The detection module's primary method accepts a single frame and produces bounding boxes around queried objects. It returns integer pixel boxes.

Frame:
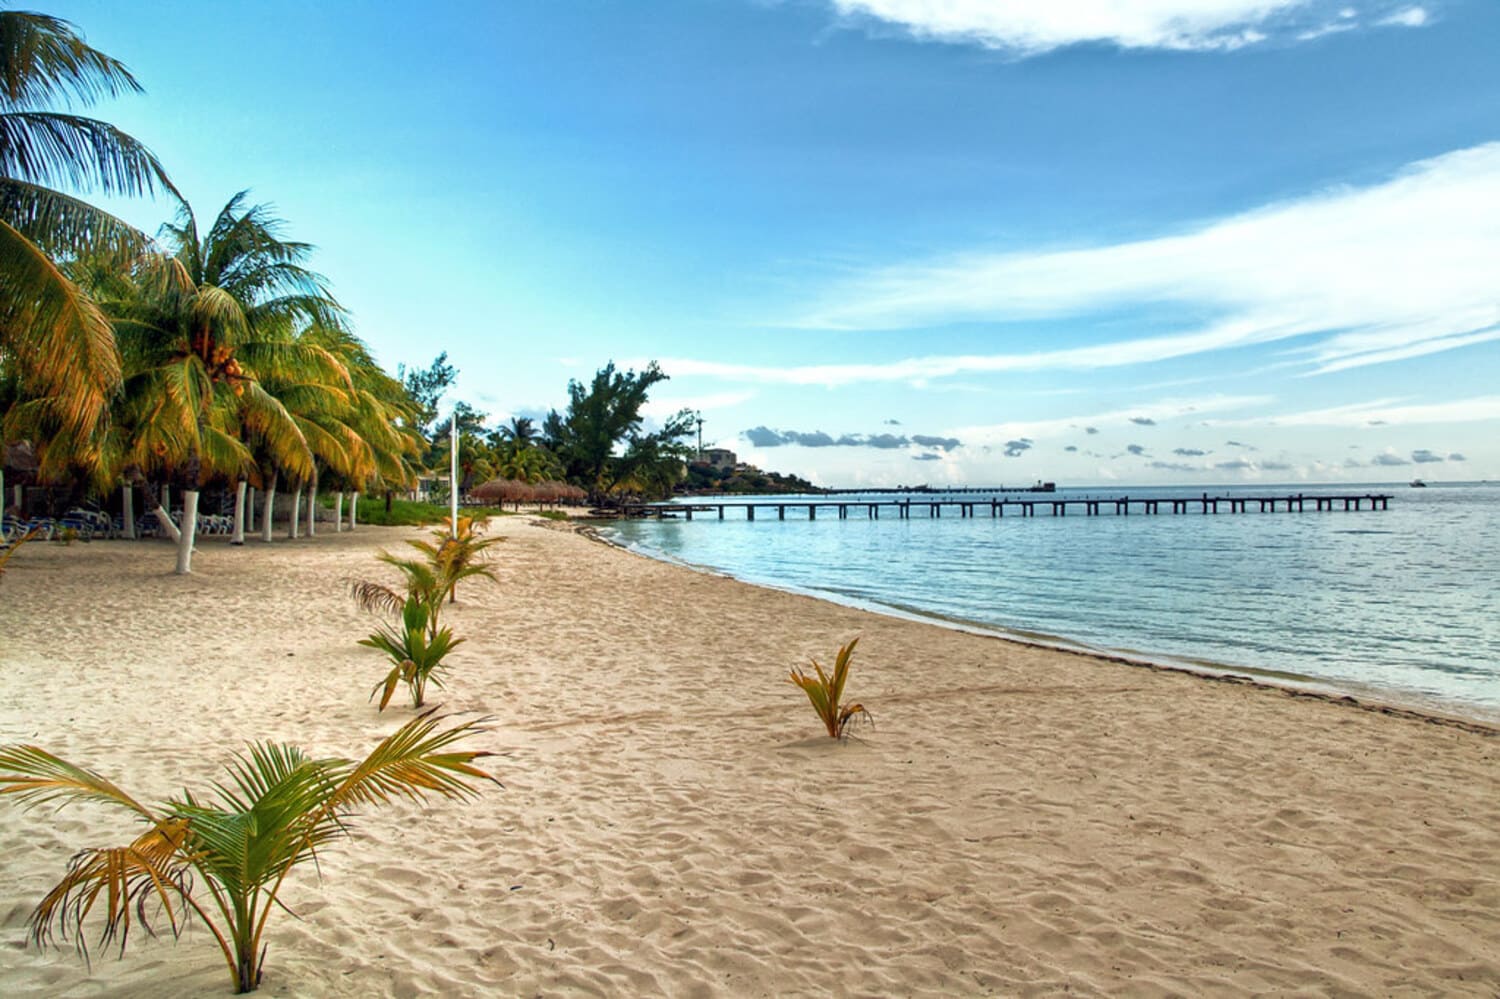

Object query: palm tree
[291,322,424,532]
[0,712,495,994]
[494,416,536,450]
[0,11,174,461]
[101,194,349,570]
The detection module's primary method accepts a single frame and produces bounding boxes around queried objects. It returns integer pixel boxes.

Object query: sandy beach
[0,517,1496,997]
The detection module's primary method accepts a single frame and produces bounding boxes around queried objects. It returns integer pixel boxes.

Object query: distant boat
[1410,479,1427,488]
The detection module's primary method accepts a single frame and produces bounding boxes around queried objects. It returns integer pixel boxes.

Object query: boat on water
[1411,479,1427,488]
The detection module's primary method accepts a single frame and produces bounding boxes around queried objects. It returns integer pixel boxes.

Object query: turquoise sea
[602,482,1500,723]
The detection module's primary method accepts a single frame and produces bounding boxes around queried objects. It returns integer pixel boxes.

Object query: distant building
[696,447,737,471]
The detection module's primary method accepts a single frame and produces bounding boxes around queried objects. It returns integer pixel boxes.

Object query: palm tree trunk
[149,481,182,544]
[121,482,135,539]
[307,471,318,537]
[333,491,344,532]
[261,473,277,543]
[175,490,199,574]
[288,487,301,540]
[231,480,248,545]
[351,491,359,529]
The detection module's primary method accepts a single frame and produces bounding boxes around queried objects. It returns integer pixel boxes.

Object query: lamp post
[449,410,458,539]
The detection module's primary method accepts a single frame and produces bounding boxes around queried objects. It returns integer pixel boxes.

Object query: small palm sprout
[413,515,502,604]
[349,518,496,710]
[788,638,873,741]
[0,712,495,994]
[359,596,463,710]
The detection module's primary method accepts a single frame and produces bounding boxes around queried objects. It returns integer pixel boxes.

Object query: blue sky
[45,0,1500,486]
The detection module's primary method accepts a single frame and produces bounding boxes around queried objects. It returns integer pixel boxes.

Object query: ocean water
[602,482,1500,722]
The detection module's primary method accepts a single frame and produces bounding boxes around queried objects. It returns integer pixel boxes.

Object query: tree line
[0,11,695,571]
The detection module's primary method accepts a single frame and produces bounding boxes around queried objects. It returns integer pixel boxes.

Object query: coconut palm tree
[100,195,349,570]
[0,11,174,460]
[289,322,424,532]
[0,712,495,994]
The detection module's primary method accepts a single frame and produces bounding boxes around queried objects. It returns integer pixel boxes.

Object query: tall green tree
[0,11,173,458]
[544,361,694,504]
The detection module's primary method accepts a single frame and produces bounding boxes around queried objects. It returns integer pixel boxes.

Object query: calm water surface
[603,483,1500,722]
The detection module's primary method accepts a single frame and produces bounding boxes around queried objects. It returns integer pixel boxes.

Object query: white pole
[351,491,359,529]
[450,411,459,538]
[334,490,344,532]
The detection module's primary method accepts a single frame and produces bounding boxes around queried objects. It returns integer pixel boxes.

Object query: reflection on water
[604,483,1500,719]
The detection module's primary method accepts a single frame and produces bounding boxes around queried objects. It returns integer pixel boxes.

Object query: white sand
[0,519,1496,996]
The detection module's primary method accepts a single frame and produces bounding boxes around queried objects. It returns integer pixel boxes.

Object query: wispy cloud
[1229,395,1500,427]
[828,1,1433,55]
[1378,6,1429,27]
[778,143,1500,379]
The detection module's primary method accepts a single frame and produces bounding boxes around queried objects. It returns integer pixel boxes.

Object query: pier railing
[618,493,1393,521]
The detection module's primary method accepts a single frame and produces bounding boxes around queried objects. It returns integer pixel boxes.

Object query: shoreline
[591,522,1500,735]
[1,521,1497,996]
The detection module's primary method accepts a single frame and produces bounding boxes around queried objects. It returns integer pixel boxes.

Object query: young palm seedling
[788,638,873,741]
[408,515,502,604]
[0,712,494,994]
[359,595,464,710]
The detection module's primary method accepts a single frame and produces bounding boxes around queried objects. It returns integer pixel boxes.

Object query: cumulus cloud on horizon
[827,0,1434,55]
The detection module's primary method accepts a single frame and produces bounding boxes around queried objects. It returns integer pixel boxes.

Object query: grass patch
[350,499,514,527]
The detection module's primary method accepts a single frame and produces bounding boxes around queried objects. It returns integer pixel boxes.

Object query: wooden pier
[620,493,1393,522]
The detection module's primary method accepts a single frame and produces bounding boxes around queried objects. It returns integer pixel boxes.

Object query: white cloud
[788,142,1500,378]
[1378,6,1429,27]
[1223,395,1500,427]
[828,1,1433,54]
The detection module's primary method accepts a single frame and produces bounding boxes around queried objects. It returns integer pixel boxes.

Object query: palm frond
[348,578,406,617]
[0,111,170,197]
[0,215,118,438]
[29,819,195,957]
[330,711,496,811]
[0,176,150,259]
[0,744,156,819]
[0,11,144,111]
